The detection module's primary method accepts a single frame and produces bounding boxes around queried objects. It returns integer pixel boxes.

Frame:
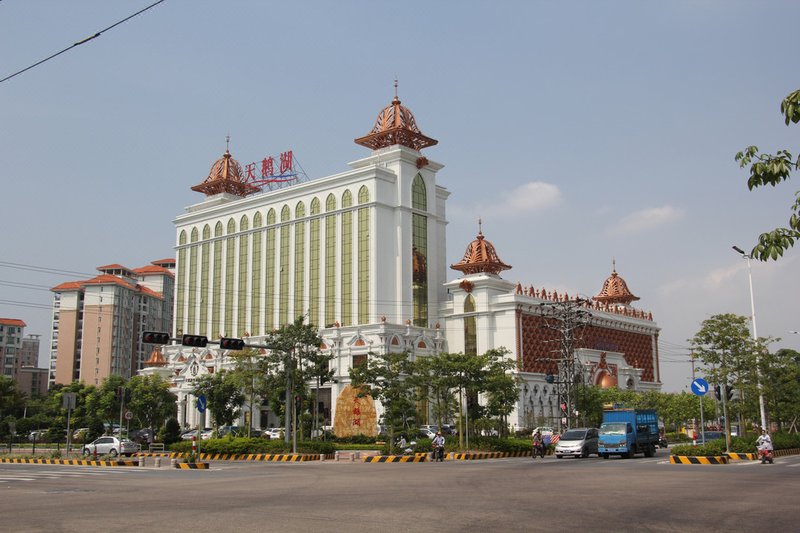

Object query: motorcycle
[531,442,546,459]
[432,444,445,462]
[757,444,774,464]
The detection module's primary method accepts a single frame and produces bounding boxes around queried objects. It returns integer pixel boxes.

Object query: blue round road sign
[197,394,207,413]
[691,378,709,396]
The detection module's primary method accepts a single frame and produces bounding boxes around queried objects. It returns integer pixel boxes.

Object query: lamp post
[732,246,768,432]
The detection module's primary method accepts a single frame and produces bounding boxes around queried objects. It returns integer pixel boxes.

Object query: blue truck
[598,408,659,459]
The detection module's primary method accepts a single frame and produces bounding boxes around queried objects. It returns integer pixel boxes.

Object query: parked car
[200,429,214,440]
[181,428,211,440]
[72,428,90,440]
[129,428,154,446]
[82,436,139,457]
[418,426,437,439]
[555,427,599,458]
[28,430,47,442]
[263,428,284,439]
[441,424,458,436]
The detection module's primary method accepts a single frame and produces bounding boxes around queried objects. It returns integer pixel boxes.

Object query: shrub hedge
[168,437,335,455]
[671,432,800,456]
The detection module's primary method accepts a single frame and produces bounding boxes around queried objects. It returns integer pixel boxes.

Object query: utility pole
[539,297,592,432]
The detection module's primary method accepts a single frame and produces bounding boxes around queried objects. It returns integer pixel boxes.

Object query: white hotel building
[142,93,661,432]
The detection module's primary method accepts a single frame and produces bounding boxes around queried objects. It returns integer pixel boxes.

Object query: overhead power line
[0,0,167,84]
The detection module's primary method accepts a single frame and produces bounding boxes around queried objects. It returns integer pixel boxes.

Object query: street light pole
[732,246,768,431]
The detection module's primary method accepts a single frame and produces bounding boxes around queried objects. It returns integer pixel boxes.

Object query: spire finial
[478,218,483,235]
[225,134,230,153]
[394,77,398,98]
[612,258,616,273]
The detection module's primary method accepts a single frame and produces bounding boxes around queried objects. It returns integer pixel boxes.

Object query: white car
[82,436,139,457]
[264,428,284,439]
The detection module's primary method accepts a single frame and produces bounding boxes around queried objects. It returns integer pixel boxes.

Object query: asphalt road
[1,453,798,532]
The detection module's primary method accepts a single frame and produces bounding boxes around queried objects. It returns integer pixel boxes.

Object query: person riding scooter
[432,431,445,462]
[756,429,774,464]
[531,430,545,459]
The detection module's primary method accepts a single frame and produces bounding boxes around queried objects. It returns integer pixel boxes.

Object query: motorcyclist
[532,430,544,458]
[756,429,773,451]
[432,431,445,462]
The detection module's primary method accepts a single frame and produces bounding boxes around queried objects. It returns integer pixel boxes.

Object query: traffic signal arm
[142,331,171,344]
[219,337,246,350]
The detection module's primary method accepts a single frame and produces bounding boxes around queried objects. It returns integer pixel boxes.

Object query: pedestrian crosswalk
[0,464,149,485]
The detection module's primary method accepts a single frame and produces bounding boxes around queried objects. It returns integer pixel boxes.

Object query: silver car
[82,436,139,457]
[555,428,599,458]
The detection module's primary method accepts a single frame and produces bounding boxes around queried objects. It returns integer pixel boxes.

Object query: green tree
[411,355,457,431]
[127,374,177,432]
[481,349,519,437]
[735,89,800,260]
[229,348,267,437]
[689,314,765,448]
[84,375,128,434]
[0,376,26,421]
[259,316,323,442]
[761,348,800,431]
[192,371,245,432]
[350,351,415,454]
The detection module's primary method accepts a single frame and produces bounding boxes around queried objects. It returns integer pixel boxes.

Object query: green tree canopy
[735,88,800,260]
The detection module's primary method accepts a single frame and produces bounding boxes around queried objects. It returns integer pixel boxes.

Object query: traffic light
[182,334,208,347]
[545,374,555,384]
[726,385,734,401]
[142,331,170,344]
[714,385,721,401]
[219,337,246,350]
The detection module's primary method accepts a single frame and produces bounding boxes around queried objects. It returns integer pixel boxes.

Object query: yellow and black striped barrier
[451,451,529,460]
[0,457,139,467]
[152,452,322,462]
[726,452,756,461]
[363,454,427,463]
[175,462,210,469]
[670,455,728,465]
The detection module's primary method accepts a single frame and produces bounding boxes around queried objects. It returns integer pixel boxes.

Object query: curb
[670,455,728,465]
[452,451,530,460]
[0,457,139,467]
[363,454,427,463]
[175,462,210,469]
[726,452,756,461]
[142,452,323,462]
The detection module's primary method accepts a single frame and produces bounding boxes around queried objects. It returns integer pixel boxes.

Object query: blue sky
[2,1,798,392]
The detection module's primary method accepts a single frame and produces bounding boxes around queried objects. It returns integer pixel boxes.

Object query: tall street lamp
[732,246,768,431]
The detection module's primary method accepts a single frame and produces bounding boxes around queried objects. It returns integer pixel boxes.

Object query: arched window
[325,194,337,325]
[357,185,370,323]
[464,294,477,356]
[265,209,276,331]
[176,230,187,334]
[225,218,236,336]
[412,175,428,326]
[188,228,199,334]
[251,215,262,334]
[341,192,352,325]
[200,225,211,335]
[238,216,249,336]
[212,222,223,339]
[294,203,306,320]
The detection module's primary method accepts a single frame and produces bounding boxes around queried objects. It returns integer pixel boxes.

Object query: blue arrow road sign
[196,394,207,413]
[691,378,709,396]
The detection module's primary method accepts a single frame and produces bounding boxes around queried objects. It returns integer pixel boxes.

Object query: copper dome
[355,95,438,152]
[451,230,511,276]
[593,268,639,305]
[191,149,261,198]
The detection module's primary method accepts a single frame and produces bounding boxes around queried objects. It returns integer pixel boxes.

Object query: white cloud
[703,263,745,289]
[609,205,684,235]
[449,181,561,221]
